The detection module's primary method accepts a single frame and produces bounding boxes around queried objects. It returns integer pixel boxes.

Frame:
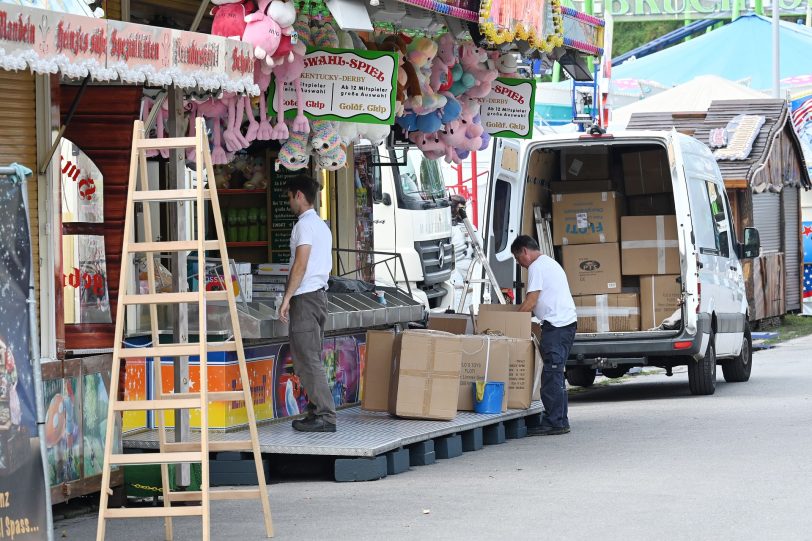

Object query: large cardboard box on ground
[552,191,623,246]
[621,215,680,275]
[362,330,397,412]
[562,243,622,296]
[622,149,672,196]
[389,330,462,421]
[560,147,610,181]
[457,335,511,412]
[428,313,475,335]
[640,275,682,329]
[574,293,640,333]
[476,304,532,338]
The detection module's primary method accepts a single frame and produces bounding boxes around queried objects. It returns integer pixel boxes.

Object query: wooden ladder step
[137,137,198,150]
[159,391,245,402]
[129,240,220,253]
[133,189,210,202]
[166,488,261,503]
[121,291,228,305]
[104,506,204,519]
[165,440,254,453]
[113,398,202,411]
[118,342,238,358]
[109,452,203,465]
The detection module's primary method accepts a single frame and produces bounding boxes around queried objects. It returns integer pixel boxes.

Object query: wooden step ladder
[96,118,274,540]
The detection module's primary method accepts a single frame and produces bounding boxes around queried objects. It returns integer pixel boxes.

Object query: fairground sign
[573,0,807,20]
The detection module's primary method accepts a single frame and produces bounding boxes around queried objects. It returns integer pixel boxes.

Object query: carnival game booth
[4,0,604,502]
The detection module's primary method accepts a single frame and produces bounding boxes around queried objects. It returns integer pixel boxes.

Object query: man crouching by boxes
[511,235,577,436]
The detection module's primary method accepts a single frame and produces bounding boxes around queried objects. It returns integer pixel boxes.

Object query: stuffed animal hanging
[196,98,230,165]
[276,122,311,170]
[243,0,283,66]
[211,0,256,39]
[268,14,309,139]
[267,0,298,65]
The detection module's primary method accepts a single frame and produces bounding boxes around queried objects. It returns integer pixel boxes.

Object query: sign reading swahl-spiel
[269,48,398,125]
[480,78,536,139]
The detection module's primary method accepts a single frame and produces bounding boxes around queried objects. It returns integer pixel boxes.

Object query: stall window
[492,179,511,253]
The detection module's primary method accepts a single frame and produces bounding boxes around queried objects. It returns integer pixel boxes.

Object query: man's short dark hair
[511,235,540,254]
[286,175,319,205]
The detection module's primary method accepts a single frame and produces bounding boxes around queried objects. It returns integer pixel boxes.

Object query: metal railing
[332,248,413,298]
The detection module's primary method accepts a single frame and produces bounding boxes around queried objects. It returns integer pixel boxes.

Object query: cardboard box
[552,191,623,246]
[428,313,475,335]
[627,194,675,216]
[476,304,532,339]
[362,330,397,412]
[560,147,610,181]
[574,293,640,333]
[622,149,672,196]
[457,335,510,412]
[562,243,622,296]
[621,215,680,275]
[640,275,682,329]
[507,338,538,409]
[389,330,462,421]
[550,180,615,194]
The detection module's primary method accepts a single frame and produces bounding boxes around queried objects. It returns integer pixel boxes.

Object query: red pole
[471,151,479,228]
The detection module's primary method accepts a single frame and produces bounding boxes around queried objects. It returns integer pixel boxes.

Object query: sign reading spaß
[480,78,537,139]
[268,48,398,125]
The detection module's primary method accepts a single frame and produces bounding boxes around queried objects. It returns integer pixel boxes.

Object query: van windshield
[391,148,449,210]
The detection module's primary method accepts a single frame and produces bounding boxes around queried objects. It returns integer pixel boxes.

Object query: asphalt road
[59,335,812,541]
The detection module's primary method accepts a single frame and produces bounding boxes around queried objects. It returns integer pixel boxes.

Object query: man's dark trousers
[289,289,335,424]
[540,321,577,429]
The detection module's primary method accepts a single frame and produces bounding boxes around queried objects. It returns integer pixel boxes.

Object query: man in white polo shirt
[512,235,577,436]
[279,175,335,432]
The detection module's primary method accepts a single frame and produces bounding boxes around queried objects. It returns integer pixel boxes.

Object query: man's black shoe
[292,416,336,433]
[527,425,570,436]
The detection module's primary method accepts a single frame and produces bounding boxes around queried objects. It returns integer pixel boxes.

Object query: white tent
[609,75,768,130]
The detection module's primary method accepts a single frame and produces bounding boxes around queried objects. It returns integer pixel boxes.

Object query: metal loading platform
[124,402,544,482]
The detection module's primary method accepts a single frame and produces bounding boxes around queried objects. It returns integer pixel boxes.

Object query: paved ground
[59,336,812,541]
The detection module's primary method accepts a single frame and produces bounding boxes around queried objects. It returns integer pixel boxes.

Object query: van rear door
[483,138,524,300]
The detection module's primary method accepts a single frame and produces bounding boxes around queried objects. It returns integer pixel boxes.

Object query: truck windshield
[391,148,449,210]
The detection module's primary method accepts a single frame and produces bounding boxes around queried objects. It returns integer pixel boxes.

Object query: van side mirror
[742,227,760,259]
[381,193,392,206]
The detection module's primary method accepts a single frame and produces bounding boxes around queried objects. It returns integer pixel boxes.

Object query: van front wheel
[566,367,596,388]
[722,324,752,383]
[688,332,717,395]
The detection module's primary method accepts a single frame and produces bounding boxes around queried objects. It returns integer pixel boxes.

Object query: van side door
[483,138,524,301]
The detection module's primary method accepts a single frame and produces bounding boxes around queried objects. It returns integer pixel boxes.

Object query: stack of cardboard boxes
[361,306,541,421]
[553,148,682,332]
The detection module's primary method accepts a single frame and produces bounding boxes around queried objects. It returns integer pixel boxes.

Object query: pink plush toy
[267,0,297,65]
[243,60,275,141]
[140,96,169,159]
[221,91,250,152]
[438,121,467,164]
[460,42,498,99]
[243,0,283,67]
[430,33,457,93]
[268,15,310,139]
[211,0,256,39]
[195,98,230,165]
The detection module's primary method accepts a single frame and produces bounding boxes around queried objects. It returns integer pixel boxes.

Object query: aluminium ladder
[96,118,274,540]
[456,208,506,313]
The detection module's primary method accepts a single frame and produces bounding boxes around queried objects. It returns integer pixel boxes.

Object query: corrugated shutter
[0,70,38,315]
[782,187,801,311]
[752,192,781,253]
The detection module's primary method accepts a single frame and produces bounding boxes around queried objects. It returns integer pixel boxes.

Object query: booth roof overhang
[0,1,259,95]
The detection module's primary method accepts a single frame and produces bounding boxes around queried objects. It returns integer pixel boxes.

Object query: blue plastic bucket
[472,381,505,414]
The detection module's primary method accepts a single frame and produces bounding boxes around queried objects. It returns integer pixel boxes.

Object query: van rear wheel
[601,367,628,379]
[722,323,752,383]
[566,367,596,387]
[688,332,717,395]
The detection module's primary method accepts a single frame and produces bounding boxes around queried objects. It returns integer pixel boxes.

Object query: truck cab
[355,143,454,311]
[484,131,760,395]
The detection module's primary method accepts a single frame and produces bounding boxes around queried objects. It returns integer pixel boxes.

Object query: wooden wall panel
[61,85,142,351]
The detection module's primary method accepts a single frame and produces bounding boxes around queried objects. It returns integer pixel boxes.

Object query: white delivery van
[484,130,761,395]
